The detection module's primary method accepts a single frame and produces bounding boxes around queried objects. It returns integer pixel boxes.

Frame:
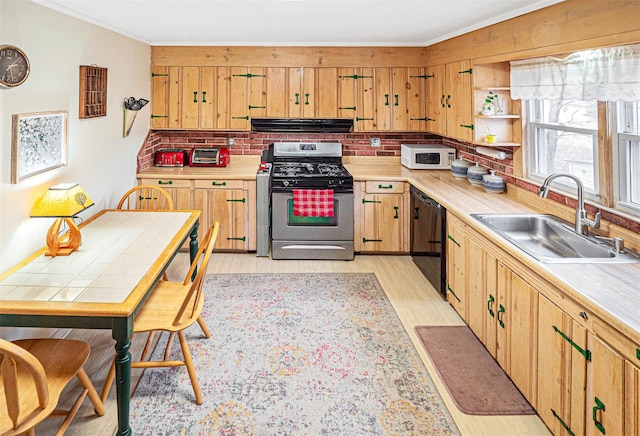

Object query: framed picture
[11,110,68,183]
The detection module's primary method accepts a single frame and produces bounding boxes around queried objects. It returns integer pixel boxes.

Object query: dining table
[0,209,201,436]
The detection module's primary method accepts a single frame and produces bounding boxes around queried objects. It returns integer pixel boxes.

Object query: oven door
[271,191,354,260]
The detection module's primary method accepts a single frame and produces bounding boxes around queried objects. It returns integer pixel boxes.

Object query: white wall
[0,0,151,275]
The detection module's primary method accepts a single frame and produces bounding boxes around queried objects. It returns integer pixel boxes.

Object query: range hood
[251,118,354,133]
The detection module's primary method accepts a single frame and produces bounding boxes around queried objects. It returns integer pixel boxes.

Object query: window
[527,99,599,193]
[615,101,640,214]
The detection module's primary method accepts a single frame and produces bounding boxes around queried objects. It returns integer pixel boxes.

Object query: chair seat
[134,281,204,333]
[0,338,101,436]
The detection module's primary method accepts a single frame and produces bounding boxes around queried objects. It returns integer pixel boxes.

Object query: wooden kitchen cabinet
[495,264,538,404]
[287,67,316,118]
[316,68,339,118]
[358,181,409,253]
[465,234,497,346]
[425,60,473,141]
[193,179,248,251]
[137,177,192,210]
[588,320,640,436]
[445,213,467,319]
[149,66,216,129]
[537,294,588,436]
[370,68,427,132]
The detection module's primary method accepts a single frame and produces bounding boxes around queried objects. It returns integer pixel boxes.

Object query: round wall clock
[0,45,30,88]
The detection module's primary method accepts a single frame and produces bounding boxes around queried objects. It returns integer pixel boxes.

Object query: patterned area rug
[129,273,460,435]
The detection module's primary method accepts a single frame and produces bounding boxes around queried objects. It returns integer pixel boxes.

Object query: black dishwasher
[410,186,447,297]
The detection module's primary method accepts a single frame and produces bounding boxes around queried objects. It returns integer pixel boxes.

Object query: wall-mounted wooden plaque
[79,65,107,119]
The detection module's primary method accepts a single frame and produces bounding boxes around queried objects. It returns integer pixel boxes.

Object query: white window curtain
[510,44,640,102]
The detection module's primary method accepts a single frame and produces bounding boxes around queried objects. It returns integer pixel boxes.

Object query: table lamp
[30,183,94,257]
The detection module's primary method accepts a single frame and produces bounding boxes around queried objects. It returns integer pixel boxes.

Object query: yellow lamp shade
[30,183,94,218]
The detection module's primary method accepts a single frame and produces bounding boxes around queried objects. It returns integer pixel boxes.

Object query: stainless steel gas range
[264,142,354,260]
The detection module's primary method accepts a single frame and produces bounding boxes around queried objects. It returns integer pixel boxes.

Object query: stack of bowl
[451,158,472,179]
[466,163,488,186]
[482,170,505,194]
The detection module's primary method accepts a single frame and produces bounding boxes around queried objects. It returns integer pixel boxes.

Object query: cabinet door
[391,67,409,131]
[588,335,626,436]
[374,68,392,131]
[496,265,538,403]
[426,64,446,135]
[361,193,404,253]
[151,66,170,129]
[356,67,375,131]
[626,361,640,436]
[446,60,474,141]
[537,295,588,436]
[287,67,315,118]
[248,67,267,119]
[406,67,428,131]
[200,67,215,129]
[445,214,466,318]
[337,68,358,120]
[265,67,286,118]
[180,66,200,129]
[466,236,497,345]
[229,67,250,130]
[215,67,231,129]
[316,68,339,118]
[194,187,247,251]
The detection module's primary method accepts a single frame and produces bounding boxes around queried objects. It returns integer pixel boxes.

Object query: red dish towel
[293,189,335,217]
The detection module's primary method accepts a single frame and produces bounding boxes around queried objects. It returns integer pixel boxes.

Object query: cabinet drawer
[595,319,640,368]
[365,181,404,194]
[139,178,191,188]
[194,179,244,189]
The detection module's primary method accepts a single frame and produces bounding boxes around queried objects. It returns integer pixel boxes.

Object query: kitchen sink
[471,213,640,263]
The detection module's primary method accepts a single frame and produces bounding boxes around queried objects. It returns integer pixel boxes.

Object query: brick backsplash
[137,130,639,233]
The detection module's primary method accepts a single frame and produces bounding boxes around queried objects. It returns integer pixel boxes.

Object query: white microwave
[401,144,456,169]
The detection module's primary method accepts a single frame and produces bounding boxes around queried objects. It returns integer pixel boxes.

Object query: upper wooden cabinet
[150,63,433,131]
[425,60,473,141]
[287,67,315,118]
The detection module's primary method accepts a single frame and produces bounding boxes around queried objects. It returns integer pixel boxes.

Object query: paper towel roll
[476,146,510,160]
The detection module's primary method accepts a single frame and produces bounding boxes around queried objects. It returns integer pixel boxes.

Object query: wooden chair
[117,185,174,210]
[0,338,105,436]
[101,222,219,405]
[117,184,211,349]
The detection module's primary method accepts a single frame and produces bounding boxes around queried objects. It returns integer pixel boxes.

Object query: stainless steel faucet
[538,173,600,235]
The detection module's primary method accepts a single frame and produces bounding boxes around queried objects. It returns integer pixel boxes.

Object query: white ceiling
[33,0,564,47]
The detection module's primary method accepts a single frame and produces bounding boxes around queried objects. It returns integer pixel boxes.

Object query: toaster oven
[154,149,187,167]
[189,147,230,167]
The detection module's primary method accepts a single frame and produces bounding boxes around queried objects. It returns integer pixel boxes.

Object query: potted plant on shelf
[486,127,497,143]
[481,91,502,116]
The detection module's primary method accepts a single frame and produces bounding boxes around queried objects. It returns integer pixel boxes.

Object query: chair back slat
[117,185,174,210]
[173,222,219,327]
[0,339,50,430]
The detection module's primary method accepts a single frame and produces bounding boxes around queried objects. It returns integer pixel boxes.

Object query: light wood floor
[34,253,551,435]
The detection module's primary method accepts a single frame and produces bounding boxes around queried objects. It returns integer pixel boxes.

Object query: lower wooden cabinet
[137,177,255,252]
[193,180,248,251]
[447,211,640,436]
[445,213,467,318]
[356,181,409,253]
[537,294,588,436]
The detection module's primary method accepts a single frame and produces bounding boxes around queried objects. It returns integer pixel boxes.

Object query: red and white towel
[293,189,335,217]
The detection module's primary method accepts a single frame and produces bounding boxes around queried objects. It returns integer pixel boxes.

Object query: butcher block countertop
[345,156,640,345]
[141,155,640,344]
[138,155,261,180]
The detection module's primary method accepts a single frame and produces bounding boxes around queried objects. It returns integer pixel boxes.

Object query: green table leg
[113,318,133,436]
[190,220,200,281]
